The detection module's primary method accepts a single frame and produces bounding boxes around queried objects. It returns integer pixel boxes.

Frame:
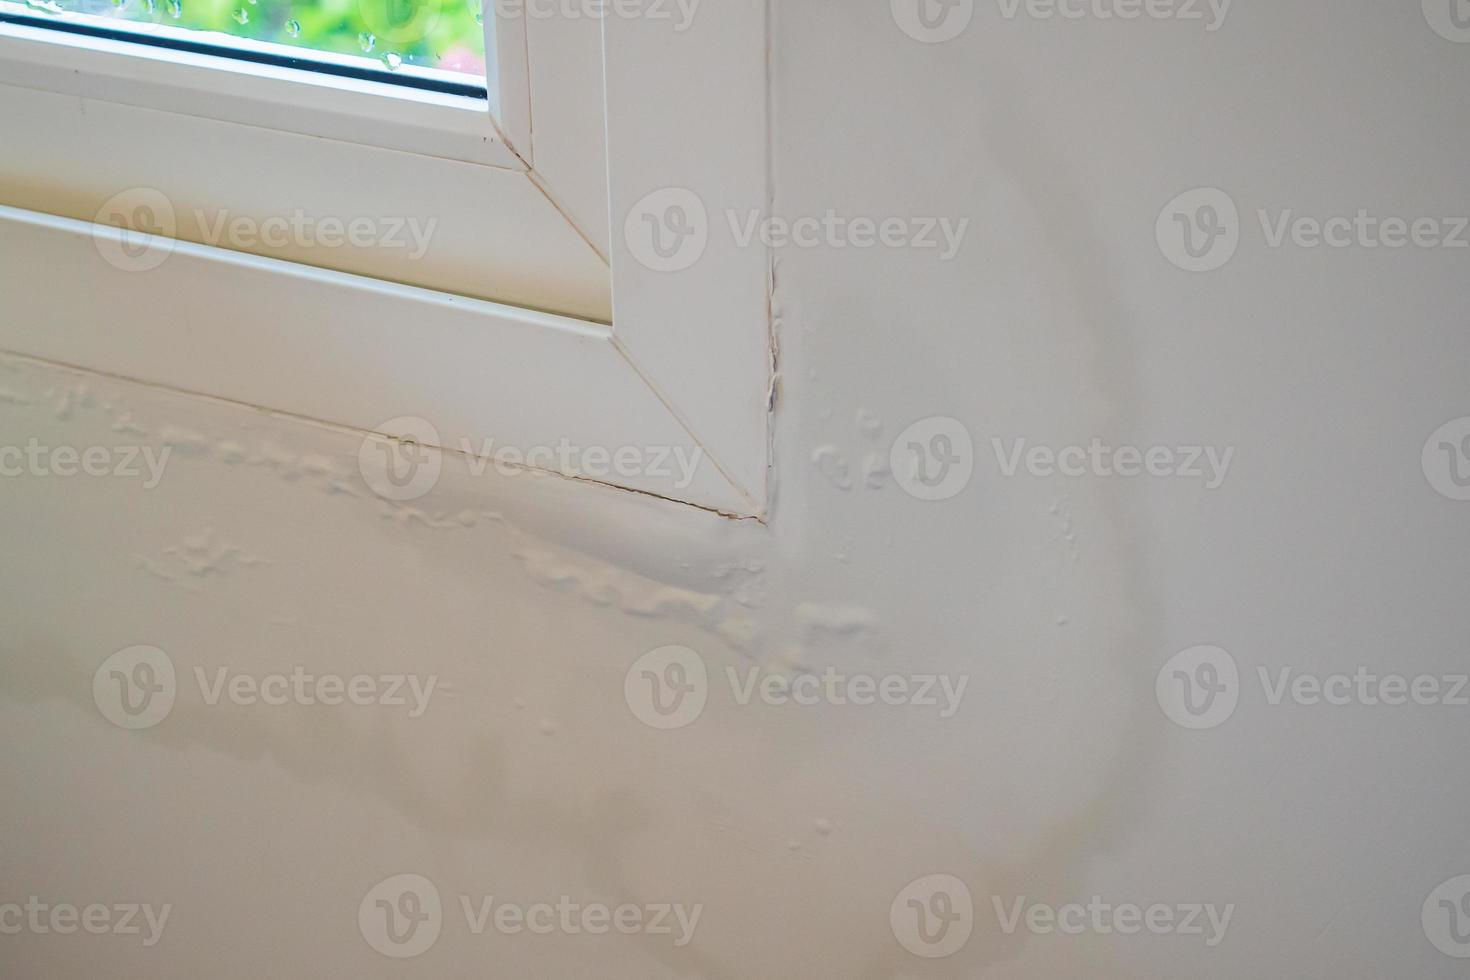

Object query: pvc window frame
[0,2,773,517]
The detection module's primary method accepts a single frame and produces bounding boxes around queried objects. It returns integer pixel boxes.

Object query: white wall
[3,1,1468,977]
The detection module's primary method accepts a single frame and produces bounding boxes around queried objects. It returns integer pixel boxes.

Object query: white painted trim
[0,205,755,515]
[0,3,774,516]
[0,79,613,320]
[487,4,533,163]
[0,10,615,319]
[604,2,773,508]
[520,10,610,257]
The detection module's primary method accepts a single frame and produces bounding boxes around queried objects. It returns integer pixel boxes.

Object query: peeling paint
[155,528,270,580]
[811,444,853,490]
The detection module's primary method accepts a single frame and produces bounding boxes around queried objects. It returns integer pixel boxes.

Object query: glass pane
[8,0,484,77]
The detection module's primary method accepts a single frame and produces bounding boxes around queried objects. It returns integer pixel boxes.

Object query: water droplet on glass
[382,52,402,70]
[285,17,300,36]
[166,0,181,17]
[142,0,155,12]
[358,32,375,53]
[25,0,65,13]
[231,6,247,23]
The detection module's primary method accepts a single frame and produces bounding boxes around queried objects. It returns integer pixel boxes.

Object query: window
[0,4,774,517]
[0,0,486,78]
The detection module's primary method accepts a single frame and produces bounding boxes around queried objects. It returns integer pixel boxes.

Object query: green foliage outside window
[18,0,485,74]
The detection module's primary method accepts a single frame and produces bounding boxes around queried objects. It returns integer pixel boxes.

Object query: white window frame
[0,11,518,166]
[0,2,773,518]
[0,1,615,319]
